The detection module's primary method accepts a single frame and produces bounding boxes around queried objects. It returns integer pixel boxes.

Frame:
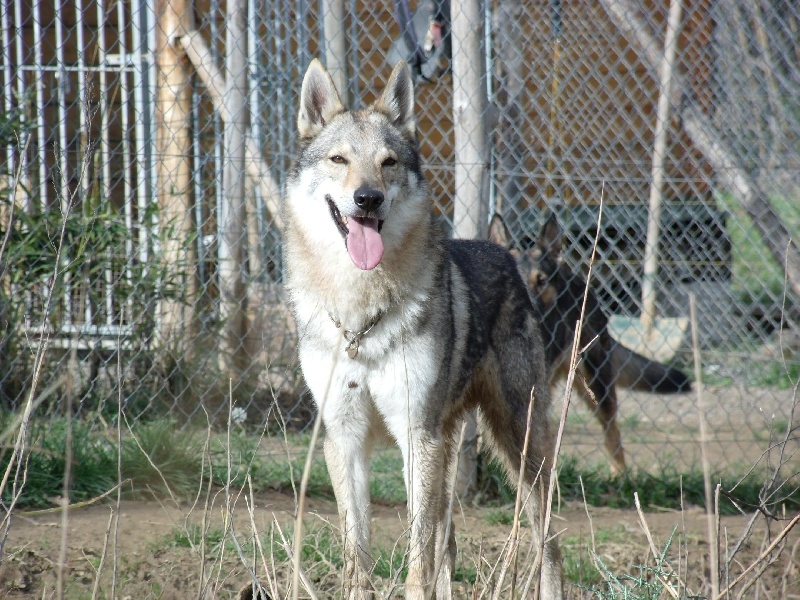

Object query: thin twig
[432,420,468,593]
[90,508,114,600]
[634,492,680,599]
[537,186,607,598]
[715,512,800,600]
[492,389,537,599]
[691,292,719,597]
[290,329,339,600]
[246,474,280,599]
[18,480,130,516]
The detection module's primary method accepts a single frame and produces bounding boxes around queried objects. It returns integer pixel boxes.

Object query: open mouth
[326,195,385,270]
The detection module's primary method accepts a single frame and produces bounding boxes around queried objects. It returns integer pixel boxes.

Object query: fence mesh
[1,0,799,479]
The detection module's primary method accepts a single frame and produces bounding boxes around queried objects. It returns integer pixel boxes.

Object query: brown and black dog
[490,212,691,474]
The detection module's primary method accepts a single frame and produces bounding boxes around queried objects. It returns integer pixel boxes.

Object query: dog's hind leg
[478,360,564,599]
[581,339,626,475]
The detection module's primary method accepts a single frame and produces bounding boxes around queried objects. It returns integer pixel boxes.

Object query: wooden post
[155,0,197,349]
[451,0,488,496]
[641,0,682,337]
[322,0,347,100]
[217,0,249,374]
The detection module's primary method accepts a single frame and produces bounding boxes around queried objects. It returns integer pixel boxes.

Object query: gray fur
[283,59,563,599]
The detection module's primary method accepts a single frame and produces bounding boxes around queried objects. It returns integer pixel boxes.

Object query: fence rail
[1,0,799,476]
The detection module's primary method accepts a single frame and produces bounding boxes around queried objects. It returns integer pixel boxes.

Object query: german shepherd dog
[490,213,691,475]
[283,60,563,598]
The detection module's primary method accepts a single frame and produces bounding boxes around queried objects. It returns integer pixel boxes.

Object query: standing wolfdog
[283,60,563,598]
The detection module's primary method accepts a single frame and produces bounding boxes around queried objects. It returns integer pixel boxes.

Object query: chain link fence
[1,0,799,477]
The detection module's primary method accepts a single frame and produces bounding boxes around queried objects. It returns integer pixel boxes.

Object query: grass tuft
[121,420,205,498]
[1,418,117,508]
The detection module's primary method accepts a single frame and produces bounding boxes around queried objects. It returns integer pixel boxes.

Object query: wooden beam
[181,30,283,232]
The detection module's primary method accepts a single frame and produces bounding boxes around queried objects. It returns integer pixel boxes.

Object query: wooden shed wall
[6,0,716,218]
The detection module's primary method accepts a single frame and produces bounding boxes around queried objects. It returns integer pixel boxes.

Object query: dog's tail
[611,339,692,393]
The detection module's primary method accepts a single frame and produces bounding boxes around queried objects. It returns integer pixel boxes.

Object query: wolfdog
[283,60,563,598]
[490,213,691,475]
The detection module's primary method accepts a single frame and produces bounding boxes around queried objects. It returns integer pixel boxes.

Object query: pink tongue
[346,217,384,270]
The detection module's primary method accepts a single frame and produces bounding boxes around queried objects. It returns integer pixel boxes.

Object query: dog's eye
[382,157,397,167]
[536,274,548,287]
[330,155,347,164]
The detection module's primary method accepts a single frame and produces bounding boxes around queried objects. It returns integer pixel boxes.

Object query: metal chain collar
[328,310,385,359]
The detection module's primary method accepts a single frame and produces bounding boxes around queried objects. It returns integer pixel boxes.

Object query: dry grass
[2,166,798,598]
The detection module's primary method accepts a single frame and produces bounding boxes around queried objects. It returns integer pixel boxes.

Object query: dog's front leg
[302,346,374,597]
[323,421,374,598]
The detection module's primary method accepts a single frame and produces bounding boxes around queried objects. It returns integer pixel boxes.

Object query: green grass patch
[168,523,227,550]
[476,453,797,515]
[579,528,684,599]
[370,449,407,503]
[122,420,205,498]
[372,547,408,580]
[484,507,529,527]
[0,417,118,508]
[750,360,800,389]
[561,524,630,585]
[557,457,784,514]
[562,547,603,587]
[4,417,797,515]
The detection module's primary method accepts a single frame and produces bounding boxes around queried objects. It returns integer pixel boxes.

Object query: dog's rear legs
[324,434,374,598]
[479,387,564,599]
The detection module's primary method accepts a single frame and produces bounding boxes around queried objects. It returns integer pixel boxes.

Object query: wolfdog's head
[285,60,428,272]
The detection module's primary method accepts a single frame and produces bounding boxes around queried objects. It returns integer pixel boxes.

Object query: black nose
[354,188,384,212]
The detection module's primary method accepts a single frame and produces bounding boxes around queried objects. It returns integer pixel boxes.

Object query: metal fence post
[219,0,250,375]
[451,0,488,497]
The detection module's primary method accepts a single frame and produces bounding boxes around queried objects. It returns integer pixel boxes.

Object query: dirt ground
[2,488,798,599]
[1,383,797,598]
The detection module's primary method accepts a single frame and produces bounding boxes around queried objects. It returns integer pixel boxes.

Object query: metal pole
[322,0,347,100]
[33,0,47,208]
[218,0,249,373]
[451,0,487,240]
[118,0,135,330]
[450,0,488,497]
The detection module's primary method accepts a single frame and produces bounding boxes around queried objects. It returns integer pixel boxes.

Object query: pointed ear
[297,59,344,139]
[488,213,512,249]
[375,61,416,138]
[537,212,563,257]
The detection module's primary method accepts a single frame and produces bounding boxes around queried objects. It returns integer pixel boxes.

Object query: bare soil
[2,489,798,599]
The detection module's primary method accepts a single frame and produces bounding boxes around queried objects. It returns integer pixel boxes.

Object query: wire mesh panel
[1,0,798,478]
